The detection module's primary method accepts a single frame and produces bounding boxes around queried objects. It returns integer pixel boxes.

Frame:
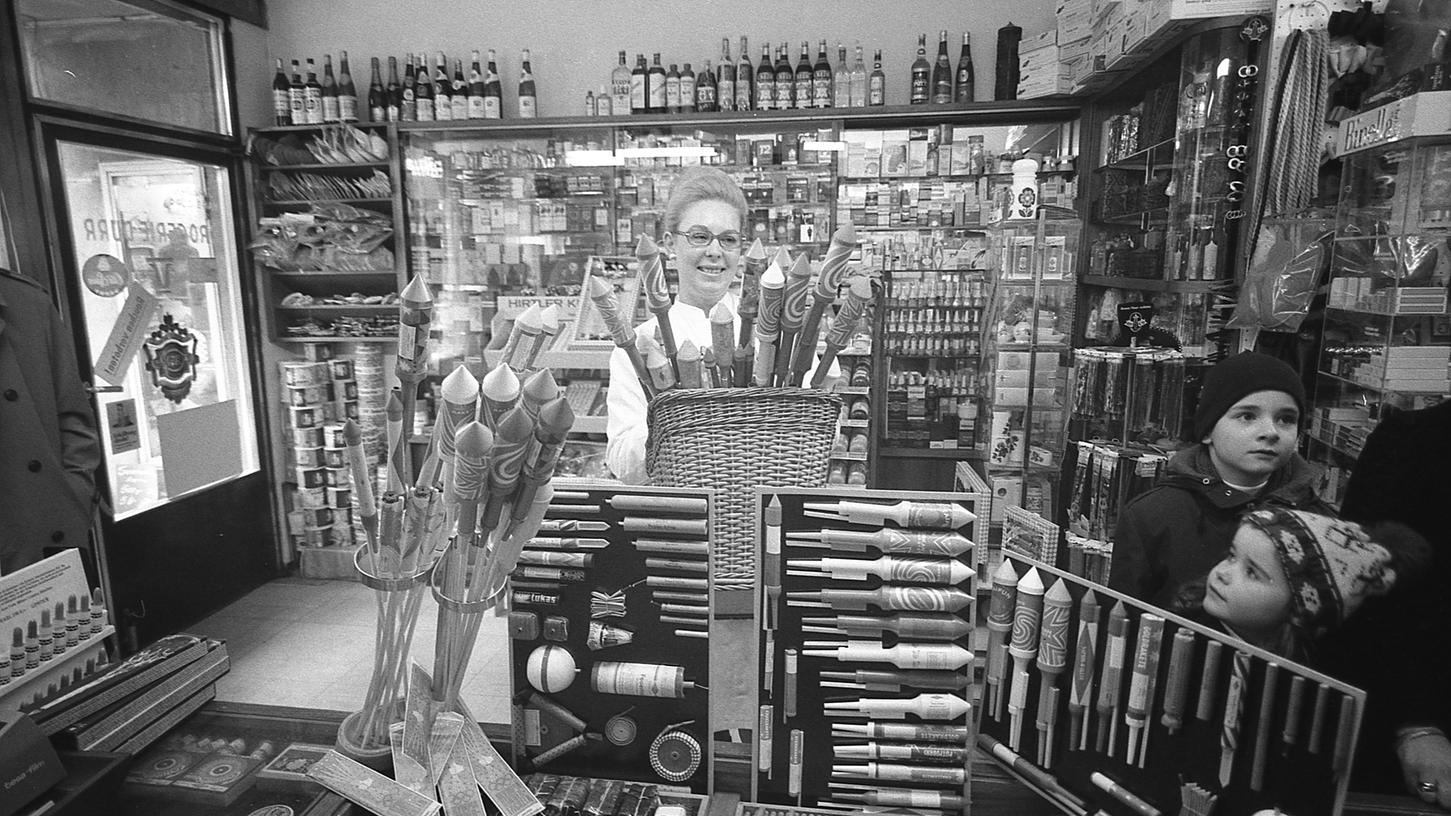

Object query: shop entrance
[42,130,278,651]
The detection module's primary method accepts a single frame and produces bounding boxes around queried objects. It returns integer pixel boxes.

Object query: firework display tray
[508,484,715,792]
[752,487,986,815]
[977,553,1367,816]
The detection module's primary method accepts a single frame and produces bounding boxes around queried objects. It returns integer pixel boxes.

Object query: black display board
[507,485,714,792]
[751,487,985,814]
[977,553,1366,816]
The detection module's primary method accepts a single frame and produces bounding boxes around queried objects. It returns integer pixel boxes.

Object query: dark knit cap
[1191,352,1306,441]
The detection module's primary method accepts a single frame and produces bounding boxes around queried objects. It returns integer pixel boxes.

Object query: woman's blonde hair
[662,166,747,235]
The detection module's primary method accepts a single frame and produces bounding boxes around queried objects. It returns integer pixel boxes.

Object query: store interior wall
[257,0,1056,123]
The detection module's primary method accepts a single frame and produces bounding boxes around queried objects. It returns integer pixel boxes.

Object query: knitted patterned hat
[1191,352,1306,441]
[1240,507,1396,632]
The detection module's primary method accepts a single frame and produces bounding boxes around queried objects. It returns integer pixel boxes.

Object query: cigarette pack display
[754,487,983,814]
[508,485,714,792]
[977,553,1366,816]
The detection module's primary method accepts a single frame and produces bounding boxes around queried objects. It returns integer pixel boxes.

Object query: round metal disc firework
[649,730,701,782]
[605,714,638,746]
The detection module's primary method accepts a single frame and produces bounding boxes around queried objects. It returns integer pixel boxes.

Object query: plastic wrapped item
[1228,220,1333,333]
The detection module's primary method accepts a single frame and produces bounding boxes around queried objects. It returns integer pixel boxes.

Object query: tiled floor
[187,577,513,724]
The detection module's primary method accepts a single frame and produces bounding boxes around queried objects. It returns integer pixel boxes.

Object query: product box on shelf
[507,485,714,793]
[977,553,1365,816]
[752,487,986,815]
[1058,0,1095,44]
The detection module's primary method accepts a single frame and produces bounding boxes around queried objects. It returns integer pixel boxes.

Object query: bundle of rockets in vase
[592,223,874,396]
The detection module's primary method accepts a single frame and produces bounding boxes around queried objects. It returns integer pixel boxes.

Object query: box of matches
[255,742,332,789]
[125,747,204,787]
[165,752,264,806]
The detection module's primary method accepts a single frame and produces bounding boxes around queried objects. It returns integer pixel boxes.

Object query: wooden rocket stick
[1006,566,1044,751]
[343,419,378,552]
[752,263,786,387]
[789,224,858,386]
[519,369,559,420]
[637,235,677,373]
[588,276,654,398]
[396,273,434,437]
[480,363,521,432]
[386,389,408,494]
[811,275,873,388]
[676,339,702,389]
[1035,578,1073,766]
[502,304,543,373]
[774,253,813,386]
[710,302,736,388]
[738,238,768,346]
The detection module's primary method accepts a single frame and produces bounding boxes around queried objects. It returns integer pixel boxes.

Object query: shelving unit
[1305,123,1451,509]
[247,122,405,344]
[1078,23,1263,359]
[980,205,1079,530]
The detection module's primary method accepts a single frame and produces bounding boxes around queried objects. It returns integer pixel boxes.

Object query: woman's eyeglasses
[682,227,744,251]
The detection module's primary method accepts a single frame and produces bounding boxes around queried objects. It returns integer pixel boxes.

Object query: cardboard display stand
[751,486,985,815]
[508,485,714,792]
[978,553,1366,816]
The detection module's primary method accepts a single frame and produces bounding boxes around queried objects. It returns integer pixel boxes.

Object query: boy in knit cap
[1202,507,1426,662]
[1109,351,1334,610]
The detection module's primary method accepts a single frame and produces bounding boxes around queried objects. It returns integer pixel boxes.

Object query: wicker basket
[646,387,842,590]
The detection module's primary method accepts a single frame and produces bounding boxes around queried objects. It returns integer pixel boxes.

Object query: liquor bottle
[813,40,833,108]
[483,50,503,118]
[955,34,975,103]
[368,57,386,122]
[596,86,613,116]
[630,53,647,113]
[696,61,716,112]
[433,51,451,121]
[849,44,867,107]
[303,58,323,124]
[584,89,595,116]
[756,43,775,111]
[451,58,468,120]
[717,39,735,112]
[679,63,696,113]
[910,34,930,105]
[468,51,486,118]
[611,51,632,116]
[736,36,753,111]
[338,51,358,121]
[648,53,667,113]
[794,42,813,110]
[386,56,401,121]
[775,45,795,110]
[414,53,435,121]
[869,49,886,106]
[400,53,416,121]
[271,59,290,125]
[664,63,681,113]
[833,43,850,109]
[287,59,304,124]
[931,31,953,104]
[321,54,339,122]
[518,49,537,118]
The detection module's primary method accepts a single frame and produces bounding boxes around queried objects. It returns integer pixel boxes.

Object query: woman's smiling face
[667,199,742,311]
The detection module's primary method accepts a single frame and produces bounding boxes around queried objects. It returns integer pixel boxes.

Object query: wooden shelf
[1081,275,1222,293]
[482,348,614,369]
[879,447,983,460]
[260,161,390,171]
[264,197,392,206]
[276,336,397,344]
[277,304,396,312]
[269,269,397,278]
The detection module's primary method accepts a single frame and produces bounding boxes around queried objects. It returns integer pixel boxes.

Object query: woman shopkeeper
[605,166,836,483]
